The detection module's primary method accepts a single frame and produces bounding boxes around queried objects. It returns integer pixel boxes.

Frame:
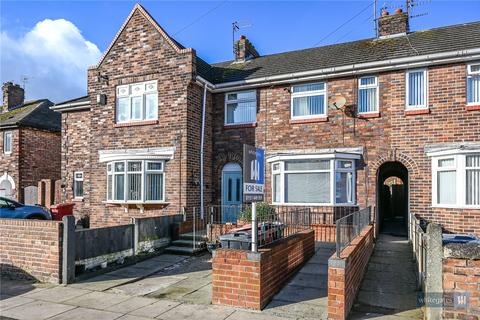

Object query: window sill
[289,117,328,124]
[271,203,358,207]
[114,120,159,128]
[357,112,380,119]
[431,204,480,210]
[103,201,169,208]
[466,105,480,111]
[223,123,257,130]
[405,108,430,116]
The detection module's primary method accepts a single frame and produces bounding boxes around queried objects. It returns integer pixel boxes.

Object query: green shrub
[239,202,276,222]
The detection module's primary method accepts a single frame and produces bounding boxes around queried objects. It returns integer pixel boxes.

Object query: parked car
[0,197,52,220]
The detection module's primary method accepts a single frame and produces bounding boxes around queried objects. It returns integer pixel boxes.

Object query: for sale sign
[243,144,265,202]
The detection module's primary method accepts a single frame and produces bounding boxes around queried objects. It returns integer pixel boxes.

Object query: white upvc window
[106,160,165,203]
[291,82,327,119]
[116,80,158,123]
[271,158,355,206]
[406,69,428,109]
[467,63,480,105]
[224,90,257,125]
[431,153,480,208]
[73,171,84,199]
[358,76,379,114]
[3,131,12,154]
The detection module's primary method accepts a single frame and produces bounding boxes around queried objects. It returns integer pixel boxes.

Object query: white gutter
[198,48,480,92]
[51,100,90,112]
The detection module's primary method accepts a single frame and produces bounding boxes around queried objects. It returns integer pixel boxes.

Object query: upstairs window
[116,81,158,123]
[467,63,480,105]
[3,131,12,154]
[73,172,84,199]
[358,76,379,114]
[406,69,428,109]
[106,160,164,203]
[225,90,257,125]
[291,82,327,119]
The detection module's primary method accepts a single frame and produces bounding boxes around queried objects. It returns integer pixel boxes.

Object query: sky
[1,0,479,103]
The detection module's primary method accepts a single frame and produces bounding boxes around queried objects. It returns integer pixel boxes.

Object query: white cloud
[1,19,101,103]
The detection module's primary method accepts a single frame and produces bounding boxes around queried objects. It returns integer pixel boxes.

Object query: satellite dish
[329,95,346,110]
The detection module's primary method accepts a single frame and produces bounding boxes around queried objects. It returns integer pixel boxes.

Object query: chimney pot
[395,8,403,14]
[240,35,246,40]
[381,10,389,16]
[2,82,25,113]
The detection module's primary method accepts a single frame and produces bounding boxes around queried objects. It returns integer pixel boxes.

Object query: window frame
[106,159,165,204]
[3,131,12,154]
[115,80,158,124]
[224,90,257,126]
[358,76,379,114]
[271,158,356,206]
[466,62,480,106]
[405,69,428,110]
[431,153,480,209]
[290,82,328,120]
[73,171,84,199]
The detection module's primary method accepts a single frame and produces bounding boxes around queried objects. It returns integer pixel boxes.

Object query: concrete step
[179,234,208,242]
[171,239,206,248]
[164,245,206,256]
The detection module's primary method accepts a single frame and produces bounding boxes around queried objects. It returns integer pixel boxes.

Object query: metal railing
[410,214,427,290]
[335,207,371,257]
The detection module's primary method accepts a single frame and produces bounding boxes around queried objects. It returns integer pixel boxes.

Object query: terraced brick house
[54,4,480,234]
[0,82,61,202]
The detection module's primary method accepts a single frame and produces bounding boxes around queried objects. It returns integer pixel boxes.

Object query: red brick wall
[0,218,63,284]
[212,229,315,310]
[328,225,375,319]
[312,224,336,242]
[0,129,20,199]
[442,258,480,319]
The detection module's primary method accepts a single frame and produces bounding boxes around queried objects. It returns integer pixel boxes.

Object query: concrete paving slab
[1,280,52,297]
[47,307,122,320]
[149,254,188,264]
[148,276,212,300]
[308,253,332,264]
[109,275,186,296]
[226,310,289,320]
[106,266,157,279]
[63,291,131,310]
[70,274,135,291]
[105,296,158,314]
[288,272,328,289]
[128,300,180,318]
[349,311,422,320]
[0,295,35,310]
[130,260,174,271]
[117,315,155,320]
[273,285,327,306]
[265,299,328,320]
[298,263,328,275]
[179,284,212,305]
[158,303,235,320]
[1,300,76,320]
[22,286,90,302]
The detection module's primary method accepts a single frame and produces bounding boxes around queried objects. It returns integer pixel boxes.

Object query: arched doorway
[377,162,409,237]
[0,173,15,199]
[221,163,242,222]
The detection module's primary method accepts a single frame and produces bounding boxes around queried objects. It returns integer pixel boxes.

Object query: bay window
[358,76,379,113]
[467,63,480,105]
[106,160,164,203]
[406,69,427,109]
[116,80,158,123]
[431,153,480,207]
[224,90,257,125]
[291,82,327,119]
[271,158,355,205]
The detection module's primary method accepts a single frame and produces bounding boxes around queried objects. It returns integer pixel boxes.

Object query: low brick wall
[442,243,480,319]
[212,229,315,310]
[311,224,336,242]
[0,218,63,284]
[327,225,375,320]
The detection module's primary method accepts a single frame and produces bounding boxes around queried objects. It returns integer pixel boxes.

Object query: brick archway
[370,148,418,178]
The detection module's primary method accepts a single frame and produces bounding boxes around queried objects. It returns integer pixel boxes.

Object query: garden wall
[327,225,375,320]
[212,229,315,310]
[0,218,63,284]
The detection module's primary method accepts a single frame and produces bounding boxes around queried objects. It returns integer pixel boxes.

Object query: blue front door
[222,171,242,223]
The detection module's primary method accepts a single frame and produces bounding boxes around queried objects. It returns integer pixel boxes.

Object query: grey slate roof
[197,21,480,84]
[0,100,60,132]
[55,95,90,106]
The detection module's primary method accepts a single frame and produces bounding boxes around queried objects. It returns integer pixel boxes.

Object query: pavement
[0,239,423,320]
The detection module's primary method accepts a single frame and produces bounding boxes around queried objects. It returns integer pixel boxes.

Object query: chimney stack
[378,8,409,38]
[234,35,259,62]
[2,82,25,113]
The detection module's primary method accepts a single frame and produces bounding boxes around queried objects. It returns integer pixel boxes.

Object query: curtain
[285,172,330,203]
[467,76,480,104]
[116,97,129,122]
[467,155,480,205]
[292,95,324,117]
[408,71,425,107]
[273,174,280,203]
[146,173,163,201]
[437,171,456,204]
[336,172,353,203]
[114,175,125,200]
[359,87,377,113]
[145,93,158,120]
[226,101,256,124]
